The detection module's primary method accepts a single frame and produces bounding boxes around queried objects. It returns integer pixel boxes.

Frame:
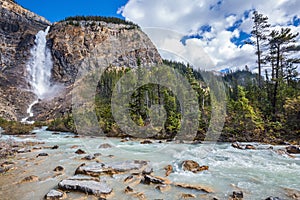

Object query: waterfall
[21,26,53,123]
[27,26,53,99]
[21,100,39,124]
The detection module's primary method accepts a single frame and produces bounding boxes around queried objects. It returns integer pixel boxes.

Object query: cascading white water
[21,99,39,124]
[21,26,53,123]
[27,26,53,99]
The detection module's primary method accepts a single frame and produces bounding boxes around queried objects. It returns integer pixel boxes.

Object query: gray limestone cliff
[0,0,162,121]
[0,0,50,120]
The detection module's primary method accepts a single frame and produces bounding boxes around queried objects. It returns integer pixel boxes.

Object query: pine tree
[268,28,299,117]
[251,11,270,87]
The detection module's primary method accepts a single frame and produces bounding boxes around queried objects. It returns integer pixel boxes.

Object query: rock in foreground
[174,183,214,193]
[58,177,112,196]
[182,160,209,173]
[45,189,66,200]
[141,175,171,185]
[75,160,148,176]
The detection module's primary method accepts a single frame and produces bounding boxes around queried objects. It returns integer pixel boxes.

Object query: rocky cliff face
[33,21,162,121]
[0,0,51,120]
[48,21,161,85]
[0,0,162,121]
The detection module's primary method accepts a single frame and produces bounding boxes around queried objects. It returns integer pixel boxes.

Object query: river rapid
[0,127,299,200]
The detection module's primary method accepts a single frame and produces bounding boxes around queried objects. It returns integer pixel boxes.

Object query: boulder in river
[141,175,170,185]
[82,154,96,160]
[230,191,243,199]
[232,143,257,150]
[142,166,153,175]
[232,142,243,149]
[51,145,59,149]
[286,145,300,154]
[140,140,152,144]
[20,175,39,183]
[58,176,112,197]
[45,189,66,200]
[98,143,113,149]
[75,160,148,176]
[164,165,173,176]
[75,149,86,154]
[37,153,49,157]
[155,184,171,192]
[174,183,214,193]
[53,166,64,172]
[274,149,294,158]
[124,186,134,193]
[182,160,209,173]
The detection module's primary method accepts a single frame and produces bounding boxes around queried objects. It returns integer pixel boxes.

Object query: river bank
[0,127,300,199]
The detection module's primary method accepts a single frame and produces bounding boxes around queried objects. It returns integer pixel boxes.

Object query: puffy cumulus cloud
[119,0,300,71]
[143,28,214,70]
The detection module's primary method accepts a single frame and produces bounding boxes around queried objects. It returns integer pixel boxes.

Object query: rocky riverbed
[0,127,300,200]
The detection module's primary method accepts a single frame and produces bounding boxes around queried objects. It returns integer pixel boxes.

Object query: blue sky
[16,0,128,22]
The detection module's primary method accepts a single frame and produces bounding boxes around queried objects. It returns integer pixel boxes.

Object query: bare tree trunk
[256,28,262,88]
[272,45,280,119]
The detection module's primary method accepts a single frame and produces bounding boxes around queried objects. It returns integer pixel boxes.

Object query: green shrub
[47,114,76,133]
[0,118,34,135]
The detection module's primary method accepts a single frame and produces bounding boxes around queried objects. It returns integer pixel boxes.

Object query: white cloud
[120,0,300,71]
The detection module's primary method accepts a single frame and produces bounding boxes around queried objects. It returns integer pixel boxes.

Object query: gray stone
[45,189,65,200]
[75,160,148,176]
[83,155,95,160]
[67,174,100,181]
[141,175,165,185]
[58,179,112,196]
[142,166,153,175]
